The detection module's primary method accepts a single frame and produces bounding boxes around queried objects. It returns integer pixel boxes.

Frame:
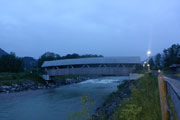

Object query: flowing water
[0,76,129,120]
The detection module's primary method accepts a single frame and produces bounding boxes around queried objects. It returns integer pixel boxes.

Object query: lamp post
[146,50,151,72]
[147,50,151,57]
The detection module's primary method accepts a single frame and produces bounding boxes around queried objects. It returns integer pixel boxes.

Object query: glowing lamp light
[147,51,152,56]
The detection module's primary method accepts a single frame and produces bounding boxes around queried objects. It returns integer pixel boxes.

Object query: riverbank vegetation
[0,72,45,86]
[103,82,127,107]
[0,53,24,73]
[176,73,180,77]
[111,73,161,120]
[92,74,161,120]
[68,95,95,120]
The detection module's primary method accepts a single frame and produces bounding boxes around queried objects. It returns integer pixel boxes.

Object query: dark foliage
[0,52,24,72]
[163,44,180,68]
[38,52,103,68]
[22,57,37,71]
[37,52,61,68]
[149,44,180,70]
[0,48,8,57]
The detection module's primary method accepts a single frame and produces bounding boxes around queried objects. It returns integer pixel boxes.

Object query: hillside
[22,57,37,71]
[0,48,8,57]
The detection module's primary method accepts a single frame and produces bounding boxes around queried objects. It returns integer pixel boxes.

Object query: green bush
[116,104,142,120]
[68,95,95,120]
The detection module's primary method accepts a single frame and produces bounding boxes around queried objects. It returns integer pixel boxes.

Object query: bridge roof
[41,57,141,68]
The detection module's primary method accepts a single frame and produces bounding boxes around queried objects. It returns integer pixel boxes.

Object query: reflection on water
[0,76,129,120]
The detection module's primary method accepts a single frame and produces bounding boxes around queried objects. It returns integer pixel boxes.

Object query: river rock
[1,86,11,89]
[10,87,16,92]
[92,81,132,120]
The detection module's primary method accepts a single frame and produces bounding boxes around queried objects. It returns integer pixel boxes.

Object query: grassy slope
[176,73,180,77]
[0,72,45,86]
[111,74,161,120]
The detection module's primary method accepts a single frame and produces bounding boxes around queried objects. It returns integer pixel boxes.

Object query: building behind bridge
[42,57,141,80]
[169,64,180,73]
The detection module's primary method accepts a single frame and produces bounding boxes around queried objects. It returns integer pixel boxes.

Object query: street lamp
[146,50,151,72]
[147,50,151,57]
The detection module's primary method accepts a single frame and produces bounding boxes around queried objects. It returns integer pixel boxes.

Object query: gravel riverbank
[0,77,89,94]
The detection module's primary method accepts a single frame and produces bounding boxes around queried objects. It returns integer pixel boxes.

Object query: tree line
[37,52,103,68]
[149,44,180,70]
[1,44,179,73]
[0,52,24,72]
[0,52,103,73]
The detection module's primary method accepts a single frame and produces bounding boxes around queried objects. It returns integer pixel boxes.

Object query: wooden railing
[158,75,180,120]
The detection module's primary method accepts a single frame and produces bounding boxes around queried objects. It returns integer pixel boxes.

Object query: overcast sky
[0,0,180,60]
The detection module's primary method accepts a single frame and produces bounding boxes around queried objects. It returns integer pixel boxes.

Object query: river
[0,76,129,120]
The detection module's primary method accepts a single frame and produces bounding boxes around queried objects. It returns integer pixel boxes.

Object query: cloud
[0,0,180,59]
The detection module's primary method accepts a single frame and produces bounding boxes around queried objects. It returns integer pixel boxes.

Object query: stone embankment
[0,82,56,94]
[0,77,88,94]
[92,80,133,120]
[92,74,143,120]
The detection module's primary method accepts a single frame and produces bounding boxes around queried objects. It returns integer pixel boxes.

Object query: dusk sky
[0,0,180,60]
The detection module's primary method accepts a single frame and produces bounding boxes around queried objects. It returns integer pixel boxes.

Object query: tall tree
[37,52,61,67]
[62,53,80,59]
[155,53,162,69]
[149,58,155,70]
[0,52,24,72]
[38,52,103,68]
[163,44,180,68]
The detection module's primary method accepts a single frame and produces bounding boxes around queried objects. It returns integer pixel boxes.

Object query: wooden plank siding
[46,67,135,76]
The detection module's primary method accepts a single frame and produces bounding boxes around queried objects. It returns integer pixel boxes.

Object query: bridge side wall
[46,67,135,76]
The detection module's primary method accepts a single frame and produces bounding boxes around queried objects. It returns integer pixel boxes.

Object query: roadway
[164,75,180,97]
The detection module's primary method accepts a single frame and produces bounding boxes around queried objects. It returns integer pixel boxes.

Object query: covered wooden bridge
[42,57,141,77]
